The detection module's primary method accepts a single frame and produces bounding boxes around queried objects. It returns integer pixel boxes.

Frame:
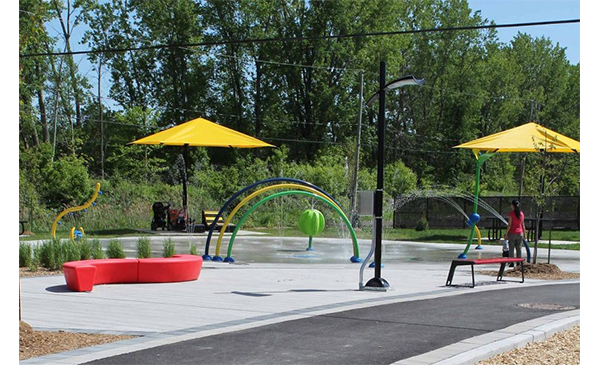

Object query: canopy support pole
[181,144,189,211]
[459,152,494,259]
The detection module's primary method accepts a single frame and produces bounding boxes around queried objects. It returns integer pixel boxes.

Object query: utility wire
[20,19,580,58]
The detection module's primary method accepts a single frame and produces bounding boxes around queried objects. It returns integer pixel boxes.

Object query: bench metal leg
[520,261,525,283]
[497,263,507,281]
[446,262,458,286]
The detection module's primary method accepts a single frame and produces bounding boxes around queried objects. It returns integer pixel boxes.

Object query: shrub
[106,239,126,258]
[137,237,152,258]
[90,238,105,259]
[162,238,175,258]
[29,244,41,272]
[19,242,32,268]
[62,240,81,263]
[79,238,92,260]
[415,216,429,231]
[189,242,197,255]
[38,237,63,270]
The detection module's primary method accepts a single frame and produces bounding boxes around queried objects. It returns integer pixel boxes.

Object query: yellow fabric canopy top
[453,122,580,154]
[131,117,275,148]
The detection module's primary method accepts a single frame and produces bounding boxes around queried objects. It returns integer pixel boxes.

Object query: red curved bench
[63,255,203,292]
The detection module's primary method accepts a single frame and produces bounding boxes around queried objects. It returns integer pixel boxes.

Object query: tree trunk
[52,0,83,127]
[36,61,49,143]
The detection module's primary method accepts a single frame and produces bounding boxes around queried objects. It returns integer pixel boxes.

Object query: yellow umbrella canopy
[130,117,274,214]
[452,122,579,259]
[453,122,580,154]
[131,117,275,148]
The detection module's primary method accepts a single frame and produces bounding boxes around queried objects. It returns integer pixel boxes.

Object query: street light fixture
[363,61,424,291]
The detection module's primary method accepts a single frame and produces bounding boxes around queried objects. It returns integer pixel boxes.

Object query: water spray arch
[202,178,341,260]
[213,183,341,260]
[221,190,361,263]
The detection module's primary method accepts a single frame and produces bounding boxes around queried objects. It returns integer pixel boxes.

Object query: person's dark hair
[512,200,521,218]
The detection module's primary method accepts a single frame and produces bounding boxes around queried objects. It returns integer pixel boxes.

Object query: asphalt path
[85,283,579,365]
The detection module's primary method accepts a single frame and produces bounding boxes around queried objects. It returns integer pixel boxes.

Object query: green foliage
[18,0,580,236]
[79,239,92,260]
[19,243,32,268]
[136,237,152,258]
[36,236,80,270]
[385,160,418,199]
[106,239,126,259]
[37,238,61,270]
[19,143,92,210]
[90,239,105,259]
[415,216,429,232]
[29,246,40,272]
[162,238,175,258]
[189,242,197,256]
[62,240,81,263]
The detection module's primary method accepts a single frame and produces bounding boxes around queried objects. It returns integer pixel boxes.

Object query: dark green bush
[415,216,429,232]
[106,239,126,258]
[162,238,175,258]
[137,237,152,258]
[62,240,81,263]
[19,243,32,268]
[79,239,92,260]
[90,239,105,259]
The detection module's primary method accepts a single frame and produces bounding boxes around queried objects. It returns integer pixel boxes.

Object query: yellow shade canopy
[453,122,580,155]
[131,117,275,148]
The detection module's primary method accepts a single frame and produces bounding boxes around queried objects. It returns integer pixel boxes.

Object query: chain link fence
[393,195,580,234]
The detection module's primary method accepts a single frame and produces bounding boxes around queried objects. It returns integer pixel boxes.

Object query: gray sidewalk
[20,238,580,364]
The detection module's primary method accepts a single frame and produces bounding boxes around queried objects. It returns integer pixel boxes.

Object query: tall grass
[34,236,80,271]
[137,237,152,258]
[90,238,105,259]
[19,242,32,268]
[106,239,126,258]
[162,238,175,258]
[79,238,92,260]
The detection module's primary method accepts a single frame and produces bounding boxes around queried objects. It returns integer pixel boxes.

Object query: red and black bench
[446,257,525,288]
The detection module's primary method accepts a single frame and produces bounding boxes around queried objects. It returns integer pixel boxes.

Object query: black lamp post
[364,61,424,290]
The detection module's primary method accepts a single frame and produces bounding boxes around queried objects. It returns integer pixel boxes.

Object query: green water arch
[225,190,361,263]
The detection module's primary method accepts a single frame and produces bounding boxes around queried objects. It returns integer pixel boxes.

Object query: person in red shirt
[505,200,527,261]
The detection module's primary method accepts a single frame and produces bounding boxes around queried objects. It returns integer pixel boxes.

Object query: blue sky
[467,0,580,64]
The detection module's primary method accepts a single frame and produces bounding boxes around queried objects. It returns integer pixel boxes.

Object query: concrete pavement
[19,237,580,364]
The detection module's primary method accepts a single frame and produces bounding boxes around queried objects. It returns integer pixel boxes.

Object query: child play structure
[201,178,361,264]
[299,209,325,251]
[51,182,102,241]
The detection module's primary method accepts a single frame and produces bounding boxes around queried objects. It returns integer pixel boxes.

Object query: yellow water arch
[213,183,341,258]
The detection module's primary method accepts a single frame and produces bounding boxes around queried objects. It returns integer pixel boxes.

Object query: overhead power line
[20,19,579,58]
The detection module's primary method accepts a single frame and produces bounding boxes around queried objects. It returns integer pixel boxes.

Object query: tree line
[19,0,579,229]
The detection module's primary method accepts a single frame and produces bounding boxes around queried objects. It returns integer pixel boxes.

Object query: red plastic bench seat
[446,257,524,288]
[138,255,202,283]
[63,255,203,292]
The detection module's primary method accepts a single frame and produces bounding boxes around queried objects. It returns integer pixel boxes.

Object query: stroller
[151,202,170,231]
[167,206,190,231]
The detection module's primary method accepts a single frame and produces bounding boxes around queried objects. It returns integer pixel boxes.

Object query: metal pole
[365,61,389,289]
[182,144,189,210]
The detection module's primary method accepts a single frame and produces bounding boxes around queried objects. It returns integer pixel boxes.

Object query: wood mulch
[477,325,580,365]
[478,262,580,280]
[19,321,136,361]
